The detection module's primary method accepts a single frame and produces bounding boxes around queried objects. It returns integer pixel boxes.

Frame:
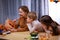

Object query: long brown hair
[40,15,59,35]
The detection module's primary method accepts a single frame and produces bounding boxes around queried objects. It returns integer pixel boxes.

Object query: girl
[40,15,60,35]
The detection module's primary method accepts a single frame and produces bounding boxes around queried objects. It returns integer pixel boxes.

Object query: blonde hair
[27,12,37,20]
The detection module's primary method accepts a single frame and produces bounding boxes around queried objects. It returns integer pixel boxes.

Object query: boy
[27,12,43,33]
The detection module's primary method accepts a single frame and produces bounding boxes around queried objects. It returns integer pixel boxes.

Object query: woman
[40,15,60,35]
[17,6,29,31]
[5,6,29,32]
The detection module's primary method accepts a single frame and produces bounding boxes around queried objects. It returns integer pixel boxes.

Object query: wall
[49,1,60,24]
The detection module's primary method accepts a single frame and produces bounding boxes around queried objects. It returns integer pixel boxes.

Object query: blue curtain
[0,0,19,24]
[0,0,48,24]
[20,0,49,19]
[31,0,49,19]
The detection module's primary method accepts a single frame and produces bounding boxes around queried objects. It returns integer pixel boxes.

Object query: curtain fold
[31,0,49,19]
[0,0,19,24]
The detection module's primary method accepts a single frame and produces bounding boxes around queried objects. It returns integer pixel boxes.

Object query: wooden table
[39,33,60,40]
[3,31,30,40]
[0,31,60,40]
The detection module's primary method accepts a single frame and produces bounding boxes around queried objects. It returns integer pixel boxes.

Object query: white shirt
[27,20,43,32]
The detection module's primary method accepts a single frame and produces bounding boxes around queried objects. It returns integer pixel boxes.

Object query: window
[49,0,60,24]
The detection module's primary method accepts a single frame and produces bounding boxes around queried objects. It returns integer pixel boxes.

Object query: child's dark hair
[40,15,59,35]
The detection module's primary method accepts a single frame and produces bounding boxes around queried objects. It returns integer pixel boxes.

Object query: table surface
[0,31,60,40]
[3,31,30,40]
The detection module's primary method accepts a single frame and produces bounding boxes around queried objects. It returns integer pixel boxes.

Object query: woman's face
[18,8,26,17]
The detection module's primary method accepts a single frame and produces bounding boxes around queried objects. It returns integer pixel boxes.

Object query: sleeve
[27,23,32,32]
[31,22,44,32]
[27,23,37,33]
[31,23,38,32]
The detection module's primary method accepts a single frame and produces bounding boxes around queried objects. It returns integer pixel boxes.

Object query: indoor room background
[0,0,60,25]
[0,0,48,24]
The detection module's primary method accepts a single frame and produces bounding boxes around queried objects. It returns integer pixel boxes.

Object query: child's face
[27,17,33,23]
[41,23,53,31]
[40,23,47,30]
